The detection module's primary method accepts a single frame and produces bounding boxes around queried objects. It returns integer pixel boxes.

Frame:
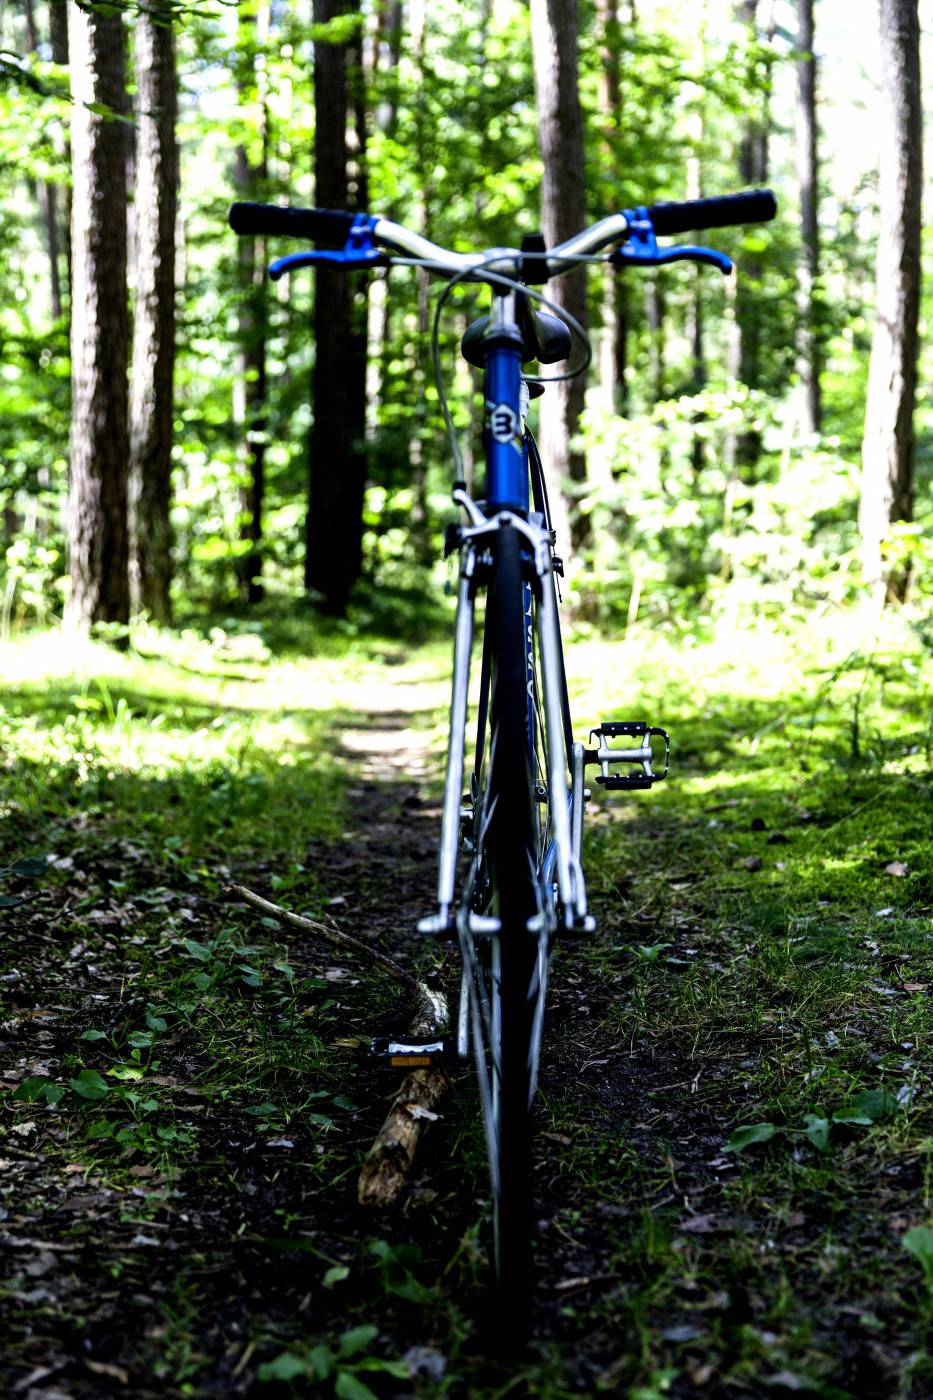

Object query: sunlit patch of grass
[2,604,932,1396]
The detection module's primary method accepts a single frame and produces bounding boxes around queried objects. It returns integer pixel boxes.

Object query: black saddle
[460,305,572,369]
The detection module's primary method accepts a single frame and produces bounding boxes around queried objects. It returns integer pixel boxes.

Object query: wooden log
[357,983,448,1208]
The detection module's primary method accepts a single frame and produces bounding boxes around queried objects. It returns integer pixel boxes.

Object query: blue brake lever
[612,207,733,276]
[268,213,388,281]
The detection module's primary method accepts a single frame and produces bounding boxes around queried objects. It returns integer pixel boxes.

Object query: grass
[0,600,931,1398]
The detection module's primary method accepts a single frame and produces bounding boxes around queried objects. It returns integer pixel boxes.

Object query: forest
[2,0,933,1397]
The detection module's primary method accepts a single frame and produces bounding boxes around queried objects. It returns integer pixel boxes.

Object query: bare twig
[226,883,421,993]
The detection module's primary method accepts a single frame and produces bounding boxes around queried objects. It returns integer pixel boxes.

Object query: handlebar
[228,188,777,282]
[645,188,776,236]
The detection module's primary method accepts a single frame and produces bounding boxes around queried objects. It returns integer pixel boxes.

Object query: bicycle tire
[480,522,539,1312]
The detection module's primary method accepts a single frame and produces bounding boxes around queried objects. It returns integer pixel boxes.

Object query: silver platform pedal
[371,1035,450,1068]
[585,720,670,791]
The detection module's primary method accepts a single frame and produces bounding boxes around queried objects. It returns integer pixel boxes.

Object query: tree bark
[232,0,270,606]
[347,17,371,560]
[66,1,130,632]
[531,0,590,557]
[795,0,821,434]
[730,0,770,394]
[129,0,178,623]
[305,0,365,614]
[725,0,772,478]
[23,0,63,322]
[50,0,71,313]
[859,0,922,603]
[595,0,628,414]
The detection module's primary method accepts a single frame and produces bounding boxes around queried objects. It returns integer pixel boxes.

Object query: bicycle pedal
[597,773,654,790]
[371,1035,449,1069]
[585,720,670,789]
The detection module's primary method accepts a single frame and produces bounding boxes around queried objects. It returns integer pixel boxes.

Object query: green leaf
[8,855,47,877]
[145,1011,168,1032]
[903,1225,933,1279]
[183,939,212,961]
[334,1374,379,1400]
[69,1069,110,1100]
[308,1345,333,1381]
[803,1113,830,1152]
[127,1030,154,1049]
[0,894,27,908]
[849,1089,898,1122]
[831,1110,873,1126]
[308,1112,334,1128]
[724,1122,776,1153]
[256,1352,308,1382]
[323,1264,350,1287]
[331,1096,358,1112]
[79,1029,108,1041]
[356,1359,412,1378]
[338,1325,379,1358]
[635,943,670,962]
[13,1075,61,1103]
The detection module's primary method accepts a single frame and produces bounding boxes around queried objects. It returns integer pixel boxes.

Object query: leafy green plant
[724,1122,777,1153]
[903,1226,933,1287]
[256,1326,410,1397]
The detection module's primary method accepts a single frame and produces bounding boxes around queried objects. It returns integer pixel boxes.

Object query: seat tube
[484,292,527,514]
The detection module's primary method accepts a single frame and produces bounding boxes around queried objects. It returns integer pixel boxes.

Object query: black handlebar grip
[646,188,777,237]
[229,202,356,246]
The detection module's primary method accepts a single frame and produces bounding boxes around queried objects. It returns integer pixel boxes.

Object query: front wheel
[467,523,542,1316]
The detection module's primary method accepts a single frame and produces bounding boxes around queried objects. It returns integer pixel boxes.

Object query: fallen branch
[227,883,420,993]
[357,982,449,1208]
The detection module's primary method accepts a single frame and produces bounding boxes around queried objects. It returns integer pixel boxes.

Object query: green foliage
[724,1122,777,1153]
[5,0,918,625]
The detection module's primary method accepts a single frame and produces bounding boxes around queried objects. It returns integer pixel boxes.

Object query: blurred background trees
[0,0,928,633]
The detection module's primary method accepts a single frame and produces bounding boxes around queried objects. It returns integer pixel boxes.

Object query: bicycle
[230,186,777,1319]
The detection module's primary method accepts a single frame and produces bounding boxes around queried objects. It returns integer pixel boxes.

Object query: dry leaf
[85,1360,130,1385]
[680,1213,720,1234]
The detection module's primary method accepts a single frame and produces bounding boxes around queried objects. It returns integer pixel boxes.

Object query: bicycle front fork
[417,489,592,945]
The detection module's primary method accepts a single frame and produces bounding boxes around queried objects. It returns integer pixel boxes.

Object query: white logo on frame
[489,403,518,443]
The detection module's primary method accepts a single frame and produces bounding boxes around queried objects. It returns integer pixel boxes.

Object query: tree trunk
[50,0,71,312]
[23,0,63,322]
[645,281,665,403]
[305,0,365,614]
[347,19,371,560]
[731,0,770,393]
[531,0,590,557]
[129,0,178,623]
[595,0,628,414]
[232,0,270,606]
[725,0,771,476]
[795,0,820,434]
[66,1,130,632]
[859,0,922,603]
[686,105,706,476]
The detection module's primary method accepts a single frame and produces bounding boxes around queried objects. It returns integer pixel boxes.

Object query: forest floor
[1,600,933,1400]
